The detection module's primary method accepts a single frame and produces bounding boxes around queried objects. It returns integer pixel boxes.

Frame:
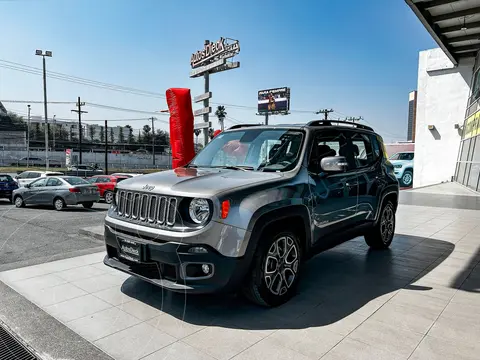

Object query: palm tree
[215,105,227,131]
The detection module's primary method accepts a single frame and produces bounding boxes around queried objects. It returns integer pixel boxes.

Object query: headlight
[189,198,210,224]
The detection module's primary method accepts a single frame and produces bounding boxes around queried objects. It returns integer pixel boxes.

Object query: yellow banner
[464,111,480,139]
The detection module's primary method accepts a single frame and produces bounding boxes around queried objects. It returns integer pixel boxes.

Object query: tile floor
[1,203,480,360]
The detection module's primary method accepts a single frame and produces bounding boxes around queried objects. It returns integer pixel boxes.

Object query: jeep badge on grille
[143,184,155,191]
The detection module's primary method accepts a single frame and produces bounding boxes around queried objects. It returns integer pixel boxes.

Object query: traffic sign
[194,107,212,117]
[194,121,211,130]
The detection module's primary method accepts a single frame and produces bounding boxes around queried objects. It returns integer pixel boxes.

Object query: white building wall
[414,48,474,188]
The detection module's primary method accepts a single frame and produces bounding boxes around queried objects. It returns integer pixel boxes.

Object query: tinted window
[87,178,98,183]
[0,175,13,182]
[63,177,89,185]
[350,132,375,168]
[370,135,381,160]
[46,178,63,186]
[30,178,47,187]
[28,172,41,178]
[309,130,352,172]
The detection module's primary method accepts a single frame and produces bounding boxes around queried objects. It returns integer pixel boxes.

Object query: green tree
[215,105,227,131]
[118,126,125,143]
[34,123,41,140]
[142,124,152,144]
[89,125,96,142]
[110,127,114,143]
[99,126,105,143]
[125,125,135,144]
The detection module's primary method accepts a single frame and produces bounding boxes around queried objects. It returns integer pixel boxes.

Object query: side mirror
[320,156,348,172]
[24,183,31,188]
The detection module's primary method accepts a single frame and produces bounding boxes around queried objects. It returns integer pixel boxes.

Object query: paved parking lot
[0,200,109,271]
[0,183,479,360]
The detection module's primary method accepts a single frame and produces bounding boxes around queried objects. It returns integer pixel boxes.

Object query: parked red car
[87,175,128,204]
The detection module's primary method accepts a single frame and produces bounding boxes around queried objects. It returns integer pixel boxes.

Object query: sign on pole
[189,59,226,78]
[194,107,212,117]
[65,149,72,167]
[194,92,212,103]
[194,121,212,130]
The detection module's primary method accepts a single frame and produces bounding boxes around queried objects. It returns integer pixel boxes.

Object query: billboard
[257,87,290,114]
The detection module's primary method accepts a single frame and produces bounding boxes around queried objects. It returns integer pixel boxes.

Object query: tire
[83,202,94,209]
[104,191,114,204]
[400,170,413,187]
[53,197,66,211]
[14,196,24,208]
[242,230,302,307]
[365,200,396,249]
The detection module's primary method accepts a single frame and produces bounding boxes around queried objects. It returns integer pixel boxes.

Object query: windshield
[190,129,304,172]
[389,152,414,161]
[63,177,90,185]
[0,175,13,182]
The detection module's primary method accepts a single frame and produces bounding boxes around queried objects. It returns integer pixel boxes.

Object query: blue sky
[0,0,436,142]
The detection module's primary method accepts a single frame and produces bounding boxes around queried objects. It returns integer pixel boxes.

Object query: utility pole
[265,112,269,125]
[150,117,156,166]
[316,109,334,120]
[105,120,108,175]
[27,105,31,168]
[71,97,87,164]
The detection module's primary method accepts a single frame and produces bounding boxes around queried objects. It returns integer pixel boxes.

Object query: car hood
[389,159,411,166]
[117,167,286,197]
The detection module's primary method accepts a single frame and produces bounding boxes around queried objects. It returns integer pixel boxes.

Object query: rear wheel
[365,200,396,249]
[83,202,94,209]
[14,196,24,208]
[53,197,66,211]
[242,230,302,307]
[104,191,114,204]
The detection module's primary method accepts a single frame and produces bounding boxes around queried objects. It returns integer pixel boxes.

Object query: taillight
[69,188,81,193]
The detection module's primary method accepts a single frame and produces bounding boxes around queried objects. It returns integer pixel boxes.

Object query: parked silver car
[12,176,100,210]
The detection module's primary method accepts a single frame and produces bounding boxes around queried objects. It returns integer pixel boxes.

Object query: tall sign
[190,38,240,146]
[257,87,291,125]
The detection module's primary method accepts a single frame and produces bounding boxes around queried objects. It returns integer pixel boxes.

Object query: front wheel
[242,230,302,307]
[400,170,413,187]
[14,196,24,208]
[365,200,396,249]
[104,191,114,204]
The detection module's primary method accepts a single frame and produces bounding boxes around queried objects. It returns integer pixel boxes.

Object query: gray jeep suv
[103,120,399,306]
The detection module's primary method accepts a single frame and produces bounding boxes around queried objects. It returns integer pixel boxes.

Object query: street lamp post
[35,49,52,169]
[27,104,31,168]
[52,114,56,150]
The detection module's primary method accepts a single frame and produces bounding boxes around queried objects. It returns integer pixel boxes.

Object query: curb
[79,227,104,241]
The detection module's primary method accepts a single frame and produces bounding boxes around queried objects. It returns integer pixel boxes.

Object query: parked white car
[15,171,64,187]
[389,151,414,187]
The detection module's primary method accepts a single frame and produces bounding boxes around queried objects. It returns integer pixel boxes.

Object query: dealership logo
[190,37,240,69]
[142,184,155,191]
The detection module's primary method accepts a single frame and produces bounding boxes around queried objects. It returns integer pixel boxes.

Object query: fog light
[188,246,208,254]
[201,264,210,274]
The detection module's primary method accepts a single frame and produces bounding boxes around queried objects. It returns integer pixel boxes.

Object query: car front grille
[116,190,178,227]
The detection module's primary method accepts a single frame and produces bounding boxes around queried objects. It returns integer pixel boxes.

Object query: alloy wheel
[380,204,394,243]
[402,172,412,186]
[14,197,23,208]
[263,236,299,296]
[54,199,64,210]
[105,192,113,204]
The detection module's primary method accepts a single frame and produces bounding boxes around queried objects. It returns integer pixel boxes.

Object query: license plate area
[117,237,144,262]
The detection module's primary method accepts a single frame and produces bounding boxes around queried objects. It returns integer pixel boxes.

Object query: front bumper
[103,224,251,294]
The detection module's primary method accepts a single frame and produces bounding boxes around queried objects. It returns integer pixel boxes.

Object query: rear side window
[46,178,63,186]
[63,177,89,185]
[370,134,381,160]
[28,172,41,178]
[350,132,375,168]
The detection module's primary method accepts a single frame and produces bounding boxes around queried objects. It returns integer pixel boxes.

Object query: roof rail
[306,120,373,132]
[228,124,262,130]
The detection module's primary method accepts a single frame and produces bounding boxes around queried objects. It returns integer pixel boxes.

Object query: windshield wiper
[213,165,254,171]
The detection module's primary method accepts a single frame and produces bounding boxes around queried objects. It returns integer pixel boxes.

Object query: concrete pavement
[0,182,479,359]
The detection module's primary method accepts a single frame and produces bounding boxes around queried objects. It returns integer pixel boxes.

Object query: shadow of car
[118,234,455,331]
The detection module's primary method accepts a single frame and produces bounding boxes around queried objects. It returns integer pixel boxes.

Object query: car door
[349,131,383,222]
[44,177,63,204]
[24,178,47,204]
[308,129,359,247]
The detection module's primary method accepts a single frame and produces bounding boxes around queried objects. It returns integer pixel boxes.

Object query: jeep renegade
[103,120,399,307]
